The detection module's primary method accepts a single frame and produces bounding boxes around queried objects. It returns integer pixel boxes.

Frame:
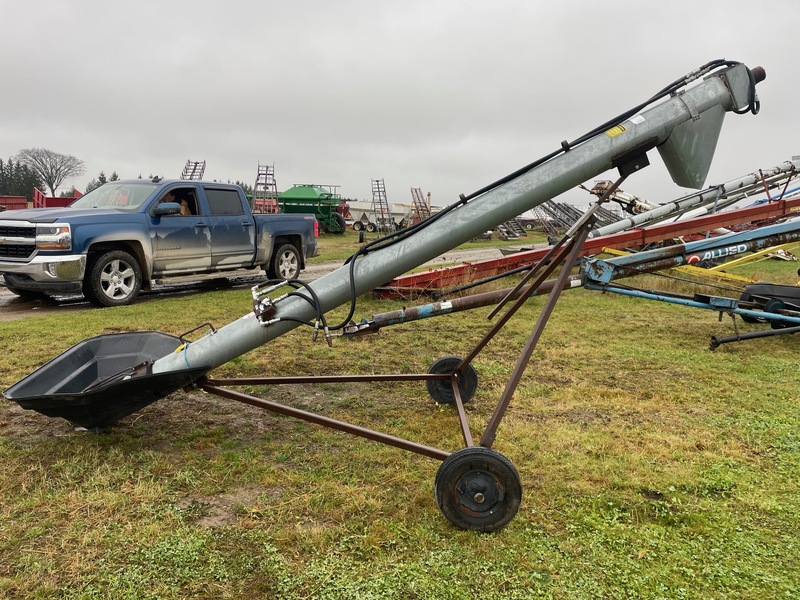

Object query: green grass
[1,252,799,598]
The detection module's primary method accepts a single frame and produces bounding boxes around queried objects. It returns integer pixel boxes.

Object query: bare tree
[14,148,86,197]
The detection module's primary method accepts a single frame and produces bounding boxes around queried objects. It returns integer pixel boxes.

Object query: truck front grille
[0,224,35,238]
[0,245,35,259]
[0,222,36,260]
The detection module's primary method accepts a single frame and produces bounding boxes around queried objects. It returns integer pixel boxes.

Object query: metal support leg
[450,375,474,448]
[480,222,593,448]
[199,378,451,461]
[456,239,576,371]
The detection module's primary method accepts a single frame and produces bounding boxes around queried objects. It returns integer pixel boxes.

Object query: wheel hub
[456,469,503,515]
[434,446,522,532]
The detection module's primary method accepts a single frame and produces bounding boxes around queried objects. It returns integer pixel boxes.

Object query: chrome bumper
[0,255,86,293]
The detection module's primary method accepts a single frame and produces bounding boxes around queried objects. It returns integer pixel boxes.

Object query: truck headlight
[36,225,72,250]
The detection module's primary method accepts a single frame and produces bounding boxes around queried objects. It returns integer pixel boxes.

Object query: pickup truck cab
[0,178,318,306]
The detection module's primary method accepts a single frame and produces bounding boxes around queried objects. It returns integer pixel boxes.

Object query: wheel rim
[453,468,504,514]
[277,251,298,279]
[100,259,136,300]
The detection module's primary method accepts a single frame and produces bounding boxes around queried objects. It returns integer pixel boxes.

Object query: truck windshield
[70,182,160,211]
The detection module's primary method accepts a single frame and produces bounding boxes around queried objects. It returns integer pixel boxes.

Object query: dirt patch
[1,380,361,446]
[175,486,272,527]
[0,400,78,441]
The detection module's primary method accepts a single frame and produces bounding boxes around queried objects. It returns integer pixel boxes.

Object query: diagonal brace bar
[480,221,593,448]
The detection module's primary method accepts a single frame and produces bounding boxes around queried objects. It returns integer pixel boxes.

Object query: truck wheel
[366,222,377,233]
[268,244,301,280]
[83,250,143,307]
[352,221,363,232]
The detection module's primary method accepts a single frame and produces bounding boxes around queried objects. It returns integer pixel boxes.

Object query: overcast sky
[1,0,797,208]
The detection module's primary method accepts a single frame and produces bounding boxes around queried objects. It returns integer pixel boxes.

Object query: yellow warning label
[605,124,626,137]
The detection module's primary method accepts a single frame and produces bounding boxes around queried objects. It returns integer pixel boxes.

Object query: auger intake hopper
[3,331,208,429]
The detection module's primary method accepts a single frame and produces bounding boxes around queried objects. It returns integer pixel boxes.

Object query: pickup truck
[0,178,319,306]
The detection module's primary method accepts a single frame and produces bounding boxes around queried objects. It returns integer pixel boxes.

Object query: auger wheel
[426,356,478,405]
[434,446,522,532]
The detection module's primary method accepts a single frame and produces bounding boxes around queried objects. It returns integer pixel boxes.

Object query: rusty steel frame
[194,217,595,466]
[198,369,474,459]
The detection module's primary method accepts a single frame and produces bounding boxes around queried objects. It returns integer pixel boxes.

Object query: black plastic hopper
[3,331,209,429]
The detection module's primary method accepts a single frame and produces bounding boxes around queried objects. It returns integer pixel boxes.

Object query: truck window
[175,190,198,215]
[204,188,244,216]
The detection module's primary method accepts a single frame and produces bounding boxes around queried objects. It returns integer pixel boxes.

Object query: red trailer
[0,195,28,211]
[32,187,83,208]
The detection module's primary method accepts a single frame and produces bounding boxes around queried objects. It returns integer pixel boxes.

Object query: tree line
[4,147,259,198]
[1,148,85,198]
[0,159,44,200]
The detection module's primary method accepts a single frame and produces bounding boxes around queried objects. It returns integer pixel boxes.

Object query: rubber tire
[366,222,377,233]
[435,447,522,532]
[352,221,364,232]
[765,299,787,329]
[332,213,346,234]
[268,243,301,280]
[83,250,143,307]
[426,356,478,405]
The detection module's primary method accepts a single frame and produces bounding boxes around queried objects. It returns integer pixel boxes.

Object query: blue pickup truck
[0,178,319,306]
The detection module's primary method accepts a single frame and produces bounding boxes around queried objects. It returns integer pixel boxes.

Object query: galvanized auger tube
[589,159,800,239]
[3,61,766,427]
[153,62,764,377]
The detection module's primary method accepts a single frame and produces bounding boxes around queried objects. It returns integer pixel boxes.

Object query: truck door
[150,186,212,274]
[203,186,256,267]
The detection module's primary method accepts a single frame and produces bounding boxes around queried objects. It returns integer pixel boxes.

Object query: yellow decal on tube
[605,124,626,137]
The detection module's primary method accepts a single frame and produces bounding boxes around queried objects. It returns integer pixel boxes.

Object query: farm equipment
[353,179,396,233]
[381,158,800,297]
[4,60,767,531]
[409,187,432,226]
[278,184,347,234]
[344,210,800,341]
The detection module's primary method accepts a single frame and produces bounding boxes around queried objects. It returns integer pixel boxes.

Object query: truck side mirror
[153,202,181,216]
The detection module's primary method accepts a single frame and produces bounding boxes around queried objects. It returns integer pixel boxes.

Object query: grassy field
[1,238,799,598]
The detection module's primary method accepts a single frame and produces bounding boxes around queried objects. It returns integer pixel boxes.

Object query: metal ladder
[496,218,527,239]
[252,163,279,213]
[370,179,394,232]
[180,160,206,180]
[531,205,563,243]
[410,187,431,225]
